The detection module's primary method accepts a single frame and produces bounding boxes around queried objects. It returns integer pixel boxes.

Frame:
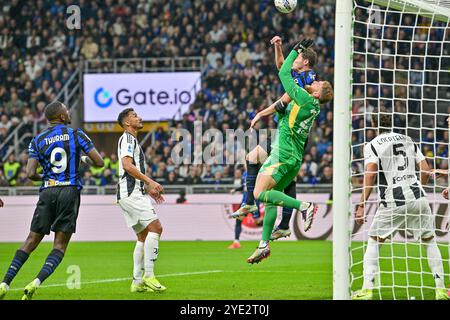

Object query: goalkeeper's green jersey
[271,50,320,162]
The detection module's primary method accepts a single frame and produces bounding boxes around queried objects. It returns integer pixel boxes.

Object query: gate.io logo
[94,88,113,108]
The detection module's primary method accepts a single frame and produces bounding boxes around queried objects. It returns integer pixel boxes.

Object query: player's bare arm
[122,156,164,203]
[271,36,284,69]
[26,158,42,181]
[250,93,291,128]
[431,168,448,177]
[0,198,3,207]
[355,162,378,225]
[443,188,449,200]
[418,159,432,185]
[81,148,105,168]
[432,168,450,199]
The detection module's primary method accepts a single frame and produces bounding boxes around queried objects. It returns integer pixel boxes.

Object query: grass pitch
[0,241,332,300]
[351,241,450,300]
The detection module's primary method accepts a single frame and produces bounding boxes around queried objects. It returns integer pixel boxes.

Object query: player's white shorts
[369,197,435,241]
[118,193,158,234]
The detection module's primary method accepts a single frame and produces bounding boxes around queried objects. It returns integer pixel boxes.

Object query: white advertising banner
[0,194,448,242]
[83,72,201,122]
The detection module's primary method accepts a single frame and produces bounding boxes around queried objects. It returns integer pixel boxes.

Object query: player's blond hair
[319,81,333,104]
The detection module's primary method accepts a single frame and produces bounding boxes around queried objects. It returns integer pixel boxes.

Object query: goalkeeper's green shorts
[259,154,302,191]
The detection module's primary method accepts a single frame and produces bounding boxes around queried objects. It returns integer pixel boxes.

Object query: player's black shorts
[30,186,81,235]
[252,129,272,154]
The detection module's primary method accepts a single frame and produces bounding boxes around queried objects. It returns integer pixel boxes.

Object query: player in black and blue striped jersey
[0,101,104,300]
[231,36,318,238]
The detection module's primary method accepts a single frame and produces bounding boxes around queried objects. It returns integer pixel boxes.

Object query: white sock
[1,282,9,290]
[363,238,380,290]
[133,241,144,284]
[299,202,310,211]
[33,278,41,287]
[423,238,445,289]
[144,232,160,278]
[259,240,268,248]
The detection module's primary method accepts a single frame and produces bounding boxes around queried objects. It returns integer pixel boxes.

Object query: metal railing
[0,184,333,196]
[0,68,82,162]
[0,56,206,160]
[84,56,203,74]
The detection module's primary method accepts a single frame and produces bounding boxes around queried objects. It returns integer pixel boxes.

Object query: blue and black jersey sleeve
[28,138,39,159]
[291,69,317,88]
[76,129,94,154]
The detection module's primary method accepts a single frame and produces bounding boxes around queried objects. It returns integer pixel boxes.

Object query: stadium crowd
[0,0,448,189]
[0,0,356,188]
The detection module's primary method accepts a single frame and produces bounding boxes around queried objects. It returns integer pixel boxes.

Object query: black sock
[235,219,242,241]
[246,160,260,205]
[2,249,29,285]
[36,249,64,284]
[252,201,261,219]
[278,181,296,230]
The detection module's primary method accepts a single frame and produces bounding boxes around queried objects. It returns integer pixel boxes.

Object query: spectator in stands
[0,169,10,186]
[186,166,203,184]
[108,153,119,177]
[82,171,97,186]
[318,166,333,184]
[81,36,99,59]
[0,115,11,131]
[100,168,117,186]
[3,154,20,186]
[0,0,340,186]
[235,42,250,67]
[206,46,222,69]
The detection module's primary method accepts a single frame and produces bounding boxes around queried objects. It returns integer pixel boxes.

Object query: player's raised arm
[271,36,284,70]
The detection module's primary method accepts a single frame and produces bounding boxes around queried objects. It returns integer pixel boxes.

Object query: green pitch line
[0,241,332,300]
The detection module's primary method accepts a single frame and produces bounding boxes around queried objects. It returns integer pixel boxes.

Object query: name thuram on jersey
[28,124,94,190]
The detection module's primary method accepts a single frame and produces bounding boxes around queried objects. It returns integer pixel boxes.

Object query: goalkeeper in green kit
[247,39,334,264]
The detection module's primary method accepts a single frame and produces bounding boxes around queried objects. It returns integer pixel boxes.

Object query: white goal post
[333,0,450,300]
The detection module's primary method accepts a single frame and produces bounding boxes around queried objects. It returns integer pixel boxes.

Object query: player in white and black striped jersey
[116,108,167,293]
[352,113,449,300]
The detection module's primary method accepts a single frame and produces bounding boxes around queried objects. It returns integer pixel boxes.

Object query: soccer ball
[274,0,297,13]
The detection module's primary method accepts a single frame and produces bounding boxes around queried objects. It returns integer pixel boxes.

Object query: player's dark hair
[44,101,65,122]
[302,48,317,68]
[117,108,134,128]
[372,113,392,132]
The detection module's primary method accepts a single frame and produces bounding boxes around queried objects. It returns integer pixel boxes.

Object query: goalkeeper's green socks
[258,190,303,210]
[261,205,278,242]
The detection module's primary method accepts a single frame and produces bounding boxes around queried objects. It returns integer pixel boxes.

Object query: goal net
[349,0,450,299]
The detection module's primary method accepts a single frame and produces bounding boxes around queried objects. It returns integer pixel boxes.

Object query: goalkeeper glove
[292,38,314,53]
